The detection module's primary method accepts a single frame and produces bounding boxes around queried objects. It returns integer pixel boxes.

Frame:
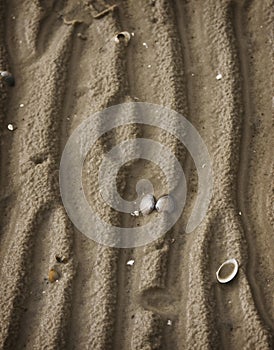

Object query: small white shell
[0,71,15,86]
[155,195,174,213]
[139,194,155,216]
[1,71,10,77]
[114,31,131,46]
[7,124,14,131]
[126,259,135,266]
[216,258,239,283]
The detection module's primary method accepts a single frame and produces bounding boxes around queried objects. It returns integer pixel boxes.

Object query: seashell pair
[139,194,174,216]
[0,71,15,86]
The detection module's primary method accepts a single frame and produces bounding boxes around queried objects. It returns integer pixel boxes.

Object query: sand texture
[0,0,273,349]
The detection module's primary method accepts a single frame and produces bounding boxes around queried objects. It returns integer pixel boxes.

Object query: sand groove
[0,0,273,349]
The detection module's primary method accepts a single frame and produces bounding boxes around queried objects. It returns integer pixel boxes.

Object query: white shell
[1,71,10,77]
[139,194,155,216]
[114,31,131,46]
[216,73,222,80]
[155,195,174,213]
[126,259,135,266]
[216,258,239,283]
[7,124,14,131]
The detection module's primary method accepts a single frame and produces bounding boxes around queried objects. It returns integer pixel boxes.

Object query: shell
[139,194,155,216]
[55,255,68,264]
[216,258,239,284]
[114,31,131,46]
[0,71,15,86]
[48,269,59,283]
[155,195,174,213]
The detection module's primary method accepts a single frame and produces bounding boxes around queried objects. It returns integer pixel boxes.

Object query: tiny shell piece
[126,259,135,266]
[139,194,155,216]
[55,255,68,263]
[48,269,59,283]
[155,195,174,213]
[216,258,239,283]
[114,31,131,46]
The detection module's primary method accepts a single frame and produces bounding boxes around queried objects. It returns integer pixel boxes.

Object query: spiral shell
[0,71,15,86]
[48,269,59,283]
[139,194,155,216]
[155,195,174,213]
[216,258,239,284]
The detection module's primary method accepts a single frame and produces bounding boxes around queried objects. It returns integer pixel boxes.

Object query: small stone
[19,103,24,108]
[48,269,59,283]
[148,64,151,68]
[77,33,87,40]
[167,320,172,326]
[130,210,140,217]
[238,211,242,215]
[143,42,148,48]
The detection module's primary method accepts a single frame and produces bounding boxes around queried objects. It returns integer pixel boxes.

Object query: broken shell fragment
[55,255,68,264]
[155,195,174,213]
[139,194,155,216]
[216,258,239,284]
[114,31,131,46]
[48,269,59,283]
[0,71,15,86]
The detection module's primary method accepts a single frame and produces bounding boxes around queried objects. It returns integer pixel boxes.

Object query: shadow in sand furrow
[116,0,193,349]
[35,0,66,56]
[14,207,74,350]
[0,9,76,348]
[182,0,272,348]
[232,0,274,335]
[63,4,132,349]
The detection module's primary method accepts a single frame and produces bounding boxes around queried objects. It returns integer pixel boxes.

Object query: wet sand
[0,0,273,349]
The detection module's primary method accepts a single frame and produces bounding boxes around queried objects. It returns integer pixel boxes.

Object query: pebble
[167,320,172,326]
[143,42,148,48]
[48,269,59,283]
